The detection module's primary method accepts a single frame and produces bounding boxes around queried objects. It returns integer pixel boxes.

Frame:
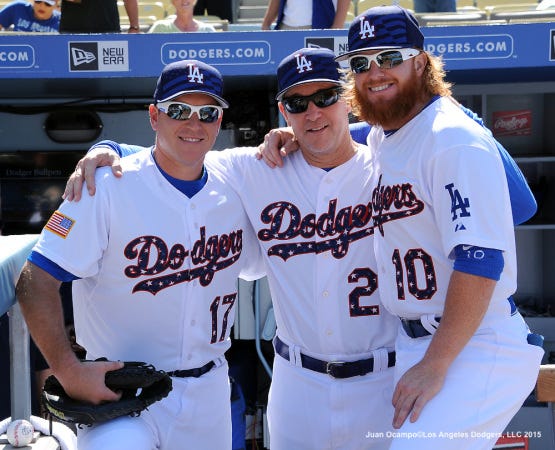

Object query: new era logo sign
[69,41,129,72]
[71,45,97,67]
[69,42,98,70]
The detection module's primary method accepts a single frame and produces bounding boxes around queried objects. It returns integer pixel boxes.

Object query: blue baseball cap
[154,59,229,108]
[275,47,343,101]
[335,5,424,61]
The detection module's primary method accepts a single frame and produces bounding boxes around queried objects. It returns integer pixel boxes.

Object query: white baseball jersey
[208,146,398,449]
[368,96,517,320]
[33,149,263,372]
[368,96,543,449]
[208,147,398,359]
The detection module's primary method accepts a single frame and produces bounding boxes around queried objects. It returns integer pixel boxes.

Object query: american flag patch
[45,211,75,238]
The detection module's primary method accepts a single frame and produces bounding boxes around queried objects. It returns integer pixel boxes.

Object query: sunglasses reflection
[348,48,420,74]
[156,101,223,123]
[282,87,342,114]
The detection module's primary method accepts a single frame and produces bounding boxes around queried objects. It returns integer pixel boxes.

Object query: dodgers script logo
[295,53,313,73]
[371,174,425,236]
[358,17,376,40]
[187,63,204,84]
[123,228,243,295]
[258,199,375,261]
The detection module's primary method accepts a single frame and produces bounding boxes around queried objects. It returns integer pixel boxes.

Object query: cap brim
[335,46,403,62]
[276,79,343,101]
[157,90,229,108]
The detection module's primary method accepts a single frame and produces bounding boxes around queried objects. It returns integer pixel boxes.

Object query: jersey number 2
[348,268,380,316]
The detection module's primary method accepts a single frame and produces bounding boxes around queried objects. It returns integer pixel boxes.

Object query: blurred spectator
[0,0,60,33]
[0,312,51,419]
[262,0,350,30]
[0,232,78,421]
[1,282,78,420]
[59,0,139,33]
[193,0,233,22]
[413,0,456,13]
[149,0,216,33]
[0,234,49,420]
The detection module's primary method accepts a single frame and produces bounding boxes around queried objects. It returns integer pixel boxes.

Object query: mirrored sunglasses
[281,87,341,114]
[156,101,223,123]
[348,48,421,74]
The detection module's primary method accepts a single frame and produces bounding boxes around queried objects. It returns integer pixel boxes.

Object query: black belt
[401,318,441,338]
[274,337,395,379]
[168,361,215,378]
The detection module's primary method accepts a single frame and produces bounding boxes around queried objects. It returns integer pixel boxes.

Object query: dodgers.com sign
[161,40,270,65]
[0,45,35,69]
[425,34,513,60]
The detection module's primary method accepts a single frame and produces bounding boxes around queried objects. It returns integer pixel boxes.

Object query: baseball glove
[42,360,173,426]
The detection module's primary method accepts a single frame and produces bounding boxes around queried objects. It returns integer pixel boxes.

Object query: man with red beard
[335,5,543,449]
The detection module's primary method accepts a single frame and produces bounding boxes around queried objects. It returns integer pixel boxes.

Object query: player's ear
[216,111,224,128]
[149,104,159,131]
[278,103,291,126]
[413,52,427,76]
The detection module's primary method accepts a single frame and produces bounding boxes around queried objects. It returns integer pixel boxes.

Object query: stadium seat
[457,0,479,7]
[423,18,507,25]
[347,0,356,21]
[490,7,555,19]
[158,0,173,12]
[416,10,487,25]
[476,0,538,11]
[194,15,229,31]
[120,15,159,32]
[138,1,167,20]
[484,1,540,18]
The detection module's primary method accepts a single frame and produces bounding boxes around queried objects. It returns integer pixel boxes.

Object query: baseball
[6,419,34,447]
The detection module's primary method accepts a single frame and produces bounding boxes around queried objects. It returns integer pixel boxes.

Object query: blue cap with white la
[336,5,424,61]
[154,59,229,108]
[275,47,343,101]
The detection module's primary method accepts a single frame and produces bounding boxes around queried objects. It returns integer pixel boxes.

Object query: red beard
[354,78,423,128]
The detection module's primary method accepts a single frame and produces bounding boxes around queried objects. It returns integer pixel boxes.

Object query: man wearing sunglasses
[338,6,542,449]
[259,7,543,449]
[246,47,398,449]
[62,47,399,449]
[16,59,264,450]
[0,0,60,32]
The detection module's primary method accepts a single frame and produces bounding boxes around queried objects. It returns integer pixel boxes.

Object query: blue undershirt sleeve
[453,244,504,281]
[28,251,79,282]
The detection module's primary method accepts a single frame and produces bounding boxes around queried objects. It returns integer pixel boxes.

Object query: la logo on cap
[295,54,313,74]
[187,63,204,84]
[358,17,376,40]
